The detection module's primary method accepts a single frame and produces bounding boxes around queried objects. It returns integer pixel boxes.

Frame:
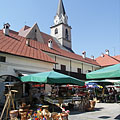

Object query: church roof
[0,28,99,66]
[57,0,66,16]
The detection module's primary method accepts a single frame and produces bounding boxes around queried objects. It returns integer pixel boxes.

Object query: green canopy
[20,71,85,86]
[86,64,120,79]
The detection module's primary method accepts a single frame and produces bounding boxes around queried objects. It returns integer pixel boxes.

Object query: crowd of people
[87,85,119,103]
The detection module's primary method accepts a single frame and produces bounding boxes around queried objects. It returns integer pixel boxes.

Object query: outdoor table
[44,96,82,105]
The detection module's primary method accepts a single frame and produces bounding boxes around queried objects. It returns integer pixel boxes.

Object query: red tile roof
[28,38,99,66]
[0,29,100,66]
[113,55,120,61]
[40,32,59,48]
[95,54,120,67]
[0,30,56,64]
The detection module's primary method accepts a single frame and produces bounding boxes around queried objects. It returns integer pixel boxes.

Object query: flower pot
[9,110,18,119]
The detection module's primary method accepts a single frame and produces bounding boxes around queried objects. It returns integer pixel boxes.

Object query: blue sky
[0,0,120,58]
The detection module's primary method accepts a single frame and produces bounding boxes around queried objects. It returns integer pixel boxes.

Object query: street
[69,103,120,120]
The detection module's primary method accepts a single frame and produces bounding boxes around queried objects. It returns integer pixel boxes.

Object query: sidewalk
[69,103,120,120]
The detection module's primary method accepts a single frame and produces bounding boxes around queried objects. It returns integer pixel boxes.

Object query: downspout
[70,60,72,72]
[82,63,83,73]
[55,56,56,69]
[92,66,93,71]
[69,60,72,76]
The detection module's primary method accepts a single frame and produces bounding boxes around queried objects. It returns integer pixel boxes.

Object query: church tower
[50,0,72,51]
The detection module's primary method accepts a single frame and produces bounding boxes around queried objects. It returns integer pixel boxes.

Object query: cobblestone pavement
[69,103,120,120]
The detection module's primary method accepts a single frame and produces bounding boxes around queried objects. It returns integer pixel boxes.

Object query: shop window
[61,65,66,71]
[55,28,58,34]
[0,56,6,62]
[77,68,81,74]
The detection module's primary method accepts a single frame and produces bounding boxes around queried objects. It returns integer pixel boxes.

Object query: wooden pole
[0,94,10,120]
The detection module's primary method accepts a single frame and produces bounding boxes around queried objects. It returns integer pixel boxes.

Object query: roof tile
[0,30,55,63]
[0,29,99,66]
[96,54,120,67]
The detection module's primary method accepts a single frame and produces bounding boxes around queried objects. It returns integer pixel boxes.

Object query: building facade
[0,0,102,104]
[0,0,101,80]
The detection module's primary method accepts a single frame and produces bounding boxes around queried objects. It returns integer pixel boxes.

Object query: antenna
[113,47,116,56]
[24,21,27,25]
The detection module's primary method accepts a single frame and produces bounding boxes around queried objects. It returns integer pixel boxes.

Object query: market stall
[86,64,120,103]
[1,71,96,120]
[20,71,87,110]
[86,64,120,80]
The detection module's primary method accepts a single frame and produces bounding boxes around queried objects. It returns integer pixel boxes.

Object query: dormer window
[65,29,69,40]
[55,28,58,34]
[48,39,53,49]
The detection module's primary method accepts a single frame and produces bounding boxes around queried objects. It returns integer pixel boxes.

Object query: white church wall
[0,53,53,76]
[51,25,63,45]
[63,40,71,48]
[45,52,99,73]
[71,61,82,72]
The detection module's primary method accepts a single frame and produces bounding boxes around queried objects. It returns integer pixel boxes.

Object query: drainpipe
[70,60,72,73]
[82,63,83,73]
[55,56,56,69]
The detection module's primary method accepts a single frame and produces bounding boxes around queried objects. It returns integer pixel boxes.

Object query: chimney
[48,39,53,49]
[3,23,10,36]
[26,39,30,46]
[82,51,86,58]
[91,55,94,60]
[105,49,109,55]
[101,53,104,57]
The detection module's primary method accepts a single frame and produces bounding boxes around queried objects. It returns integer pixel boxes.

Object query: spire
[57,0,66,16]
[54,0,68,25]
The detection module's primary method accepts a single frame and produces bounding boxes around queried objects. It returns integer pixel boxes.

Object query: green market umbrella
[86,64,120,80]
[20,71,85,86]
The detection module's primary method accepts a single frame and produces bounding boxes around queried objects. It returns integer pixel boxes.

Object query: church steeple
[54,0,68,25]
[50,0,72,51]
[57,0,66,16]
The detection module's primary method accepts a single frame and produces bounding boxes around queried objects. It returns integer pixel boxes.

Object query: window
[65,29,69,40]
[77,68,81,73]
[55,28,58,34]
[87,70,91,73]
[61,65,66,71]
[0,56,6,62]
[35,29,37,33]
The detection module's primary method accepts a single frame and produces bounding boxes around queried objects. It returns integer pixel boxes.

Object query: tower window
[55,28,58,34]
[65,29,69,40]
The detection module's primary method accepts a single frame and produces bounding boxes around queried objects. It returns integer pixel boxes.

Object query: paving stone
[69,103,120,120]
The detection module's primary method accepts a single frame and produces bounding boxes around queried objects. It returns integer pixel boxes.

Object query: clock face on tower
[54,16,59,25]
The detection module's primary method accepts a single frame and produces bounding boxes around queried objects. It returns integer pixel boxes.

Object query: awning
[20,71,85,86]
[86,64,120,79]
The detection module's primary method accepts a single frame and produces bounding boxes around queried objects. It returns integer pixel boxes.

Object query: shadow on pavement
[94,107,104,111]
[114,114,120,119]
[98,116,111,119]
[69,107,104,115]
